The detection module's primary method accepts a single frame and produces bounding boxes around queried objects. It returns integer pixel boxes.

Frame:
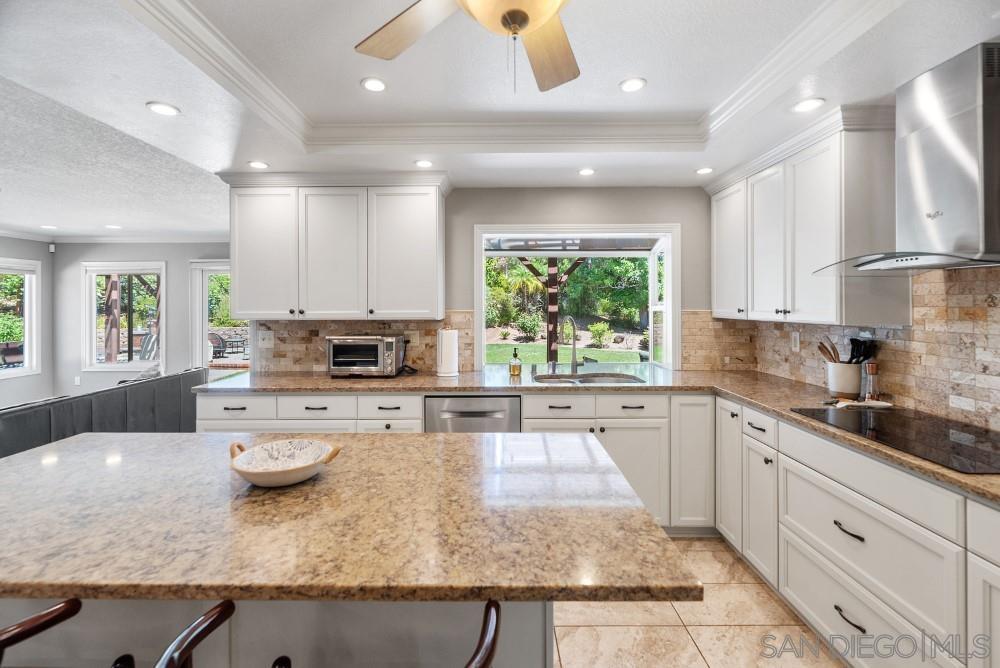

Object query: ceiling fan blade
[355,0,459,60]
[521,14,580,92]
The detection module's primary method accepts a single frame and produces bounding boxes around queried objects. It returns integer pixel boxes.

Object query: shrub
[639,328,650,351]
[0,313,23,344]
[499,329,510,340]
[516,312,543,341]
[588,322,612,348]
[486,287,518,328]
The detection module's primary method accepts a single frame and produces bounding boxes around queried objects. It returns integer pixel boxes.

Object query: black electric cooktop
[791,407,1000,474]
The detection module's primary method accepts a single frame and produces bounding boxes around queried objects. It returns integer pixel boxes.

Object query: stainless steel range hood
[817,43,1000,276]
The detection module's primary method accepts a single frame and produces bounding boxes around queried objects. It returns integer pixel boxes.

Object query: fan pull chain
[512,34,518,95]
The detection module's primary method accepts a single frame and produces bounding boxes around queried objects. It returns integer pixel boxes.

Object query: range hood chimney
[817,43,1000,276]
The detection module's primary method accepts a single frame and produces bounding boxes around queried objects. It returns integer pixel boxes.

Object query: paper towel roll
[436,329,460,377]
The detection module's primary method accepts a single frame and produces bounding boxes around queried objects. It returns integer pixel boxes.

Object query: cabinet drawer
[596,394,669,419]
[198,419,356,433]
[522,394,595,419]
[197,395,276,420]
[779,456,964,640]
[779,527,962,668]
[968,500,1000,566]
[357,419,422,433]
[357,395,423,419]
[277,395,357,419]
[742,407,777,446]
[779,422,965,543]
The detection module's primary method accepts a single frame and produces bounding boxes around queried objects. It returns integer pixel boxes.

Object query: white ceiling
[0,0,999,240]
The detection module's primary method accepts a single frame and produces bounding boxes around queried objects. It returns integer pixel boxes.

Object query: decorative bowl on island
[229,439,342,487]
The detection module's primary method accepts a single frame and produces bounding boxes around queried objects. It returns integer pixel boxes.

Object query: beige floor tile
[671,537,729,552]
[687,626,844,667]
[684,549,762,584]
[672,584,801,626]
[554,601,683,626]
[556,626,708,668]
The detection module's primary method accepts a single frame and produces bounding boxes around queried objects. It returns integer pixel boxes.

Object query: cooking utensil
[817,342,836,363]
[822,335,840,362]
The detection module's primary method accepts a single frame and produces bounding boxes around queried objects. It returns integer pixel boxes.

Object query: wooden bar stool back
[464,600,501,668]
[0,599,82,665]
[153,600,235,668]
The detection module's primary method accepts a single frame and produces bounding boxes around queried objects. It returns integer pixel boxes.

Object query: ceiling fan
[355,0,580,92]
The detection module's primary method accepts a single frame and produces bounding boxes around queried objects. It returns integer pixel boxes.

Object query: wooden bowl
[230,440,342,488]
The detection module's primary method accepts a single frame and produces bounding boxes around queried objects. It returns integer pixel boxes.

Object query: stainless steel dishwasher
[424,396,521,433]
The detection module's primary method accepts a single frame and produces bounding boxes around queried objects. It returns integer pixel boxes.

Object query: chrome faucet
[562,316,579,373]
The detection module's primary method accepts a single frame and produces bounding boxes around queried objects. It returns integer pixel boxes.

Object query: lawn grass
[484,343,642,364]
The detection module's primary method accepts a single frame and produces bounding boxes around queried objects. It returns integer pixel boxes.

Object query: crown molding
[704,105,895,195]
[55,234,230,244]
[122,0,309,145]
[706,0,906,135]
[216,171,454,194]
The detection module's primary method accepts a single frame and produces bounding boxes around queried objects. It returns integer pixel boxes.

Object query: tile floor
[553,537,844,667]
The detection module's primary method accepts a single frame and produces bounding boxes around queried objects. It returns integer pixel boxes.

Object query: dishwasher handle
[439,410,507,420]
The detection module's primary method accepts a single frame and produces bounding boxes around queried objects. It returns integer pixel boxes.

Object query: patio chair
[138,333,159,361]
[207,333,226,359]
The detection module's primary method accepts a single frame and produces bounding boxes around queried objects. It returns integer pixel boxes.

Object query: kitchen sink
[532,373,644,385]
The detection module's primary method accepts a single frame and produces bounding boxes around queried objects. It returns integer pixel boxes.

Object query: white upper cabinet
[231,188,300,320]
[367,186,444,320]
[298,188,368,320]
[711,126,910,327]
[747,165,786,321]
[231,184,445,321]
[710,181,748,319]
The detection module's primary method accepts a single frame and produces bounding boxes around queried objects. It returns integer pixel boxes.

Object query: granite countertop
[0,432,702,603]
[195,366,1000,505]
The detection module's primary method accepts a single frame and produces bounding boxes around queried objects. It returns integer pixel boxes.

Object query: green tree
[0,274,25,317]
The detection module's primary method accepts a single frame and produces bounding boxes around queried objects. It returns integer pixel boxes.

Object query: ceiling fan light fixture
[457,0,568,35]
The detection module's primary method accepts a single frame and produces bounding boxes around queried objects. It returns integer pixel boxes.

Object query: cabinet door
[596,419,669,525]
[669,395,715,527]
[716,399,743,550]
[742,435,778,585]
[747,165,786,321]
[785,135,841,324]
[711,181,748,319]
[298,188,368,319]
[231,188,299,319]
[969,553,1000,668]
[367,186,443,320]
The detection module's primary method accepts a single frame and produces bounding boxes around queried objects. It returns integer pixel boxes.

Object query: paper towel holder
[437,328,460,377]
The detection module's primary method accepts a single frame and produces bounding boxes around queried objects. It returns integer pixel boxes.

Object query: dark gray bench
[0,368,207,459]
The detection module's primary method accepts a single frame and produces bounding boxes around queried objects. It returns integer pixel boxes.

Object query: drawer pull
[548,405,573,410]
[378,406,402,411]
[621,405,645,410]
[833,604,867,634]
[304,406,328,411]
[833,520,866,543]
[223,407,247,412]
[588,427,595,433]
[385,423,392,430]
[730,411,738,419]
[748,421,767,433]
[763,456,773,465]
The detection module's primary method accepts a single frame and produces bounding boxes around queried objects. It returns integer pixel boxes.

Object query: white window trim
[0,257,41,380]
[189,260,255,370]
[81,261,166,373]
[473,223,683,371]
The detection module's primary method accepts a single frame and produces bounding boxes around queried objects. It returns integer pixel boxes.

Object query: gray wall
[52,242,229,396]
[444,187,711,311]
[0,236,54,407]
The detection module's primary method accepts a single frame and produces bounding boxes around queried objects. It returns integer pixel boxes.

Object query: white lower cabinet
[780,527,962,668]
[669,395,715,527]
[597,419,669,526]
[968,553,1000,668]
[197,394,423,433]
[715,398,743,549]
[742,434,778,586]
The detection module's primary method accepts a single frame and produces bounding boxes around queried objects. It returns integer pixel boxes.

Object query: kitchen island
[0,431,700,667]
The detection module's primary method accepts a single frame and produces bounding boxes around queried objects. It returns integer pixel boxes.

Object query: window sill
[83,364,162,374]
[0,368,41,381]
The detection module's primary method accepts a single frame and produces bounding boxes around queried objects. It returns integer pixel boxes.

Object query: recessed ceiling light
[40,225,57,230]
[105,225,122,230]
[414,160,433,168]
[619,77,647,93]
[145,101,181,116]
[578,168,596,176]
[696,167,714,175]
[247,161,269,169]
[792,97,826,113]
[361,77,387,92]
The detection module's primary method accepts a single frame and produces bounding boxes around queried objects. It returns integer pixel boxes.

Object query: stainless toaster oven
[326,336,406,377]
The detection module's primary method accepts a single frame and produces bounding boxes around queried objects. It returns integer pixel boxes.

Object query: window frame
[0,257,41,380]
[473,223,682,371]
[81,261,166,373]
